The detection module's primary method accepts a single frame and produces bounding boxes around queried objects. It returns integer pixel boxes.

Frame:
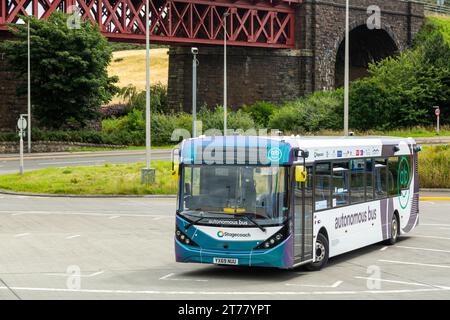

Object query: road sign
[435,108,441,117]
[17,117,27,130]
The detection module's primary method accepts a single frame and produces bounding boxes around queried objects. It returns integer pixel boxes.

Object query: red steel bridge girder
[0,0,301,48]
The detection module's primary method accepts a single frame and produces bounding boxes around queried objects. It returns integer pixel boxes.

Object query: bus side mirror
[172,163,179,180]
[295,166,307,183]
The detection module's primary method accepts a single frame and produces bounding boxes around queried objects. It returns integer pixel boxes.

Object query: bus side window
[388,157,399,196]
[314,162,332,211]
[332,161,349,207]
[374,158,388,199]
[366,159,374,200]
[350,159,365,204]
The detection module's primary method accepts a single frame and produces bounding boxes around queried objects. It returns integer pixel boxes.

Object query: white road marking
[380,246,389,251]
[159,273,208,282]
[379,259,450,269]
[286,281,343,288]
[14,233,30,238]
[44,270,104,278]
[414,235,450,241]
[0,286,449,296]
[108,216,120,220]
[421,223,450,227]
[0,210,168,219]
[65,235,81,239]
[420,201,435,205]
[38,160,106,165]
[354,276,433,288]
[440,227,450,230]
[396,245,450,254]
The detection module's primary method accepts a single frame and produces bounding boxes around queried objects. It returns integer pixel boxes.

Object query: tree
[1,13,118,129]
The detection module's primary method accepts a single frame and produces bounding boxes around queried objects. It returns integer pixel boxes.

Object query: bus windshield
[181,165,289,225]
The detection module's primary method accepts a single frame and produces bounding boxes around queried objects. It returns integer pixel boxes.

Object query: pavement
[0,149,172,174]
[0,193,449,300]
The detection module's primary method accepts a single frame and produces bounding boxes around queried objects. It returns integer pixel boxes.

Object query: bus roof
[180,136,417,165]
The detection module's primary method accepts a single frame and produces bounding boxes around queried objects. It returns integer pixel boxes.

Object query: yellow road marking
[420,197,450,201]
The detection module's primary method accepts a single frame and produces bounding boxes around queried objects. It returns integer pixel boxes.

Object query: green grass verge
[418,145,450,189]
[0,147,447,195]
[0,161,177,195]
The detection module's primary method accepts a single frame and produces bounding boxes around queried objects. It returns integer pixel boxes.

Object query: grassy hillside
[108,48,169,91]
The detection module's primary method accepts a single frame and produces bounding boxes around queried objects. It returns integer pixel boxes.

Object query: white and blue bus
[173,136,420,270]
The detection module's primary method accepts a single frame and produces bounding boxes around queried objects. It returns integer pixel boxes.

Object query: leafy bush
[117,83,169,114]
[242,101,277,127]
[349,18,450,130]
[269,90,343,133]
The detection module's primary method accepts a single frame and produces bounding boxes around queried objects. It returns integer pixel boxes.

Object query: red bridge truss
[0,0,301,48]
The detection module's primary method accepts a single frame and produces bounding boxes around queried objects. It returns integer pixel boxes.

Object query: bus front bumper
[175,237,294,269]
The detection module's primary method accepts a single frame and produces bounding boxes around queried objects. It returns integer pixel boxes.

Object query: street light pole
[27,18,31,153]
[192,48,198,138]
[223,11,230,137]
[141,0,155,184]
[344,0,350,136]
[145,0,151,169]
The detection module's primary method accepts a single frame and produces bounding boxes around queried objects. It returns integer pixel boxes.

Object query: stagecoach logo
[268,147,282,162]
[398,156,411,209]
[216,230,251,239]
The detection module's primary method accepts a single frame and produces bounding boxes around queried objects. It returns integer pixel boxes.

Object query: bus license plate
[213,257,238,265]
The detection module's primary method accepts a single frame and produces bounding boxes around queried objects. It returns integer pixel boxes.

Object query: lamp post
[344,0,350,136]
[192,47,198,138]
[223,11,230,137]
[141,0,155,184]
[27,18,31,153]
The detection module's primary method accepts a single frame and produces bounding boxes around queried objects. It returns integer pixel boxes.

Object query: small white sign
[17,117,27,130]
[435,109,441,117]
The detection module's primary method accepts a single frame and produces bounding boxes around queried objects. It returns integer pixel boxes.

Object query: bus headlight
[254,226,289,250]
[175,226,199,247]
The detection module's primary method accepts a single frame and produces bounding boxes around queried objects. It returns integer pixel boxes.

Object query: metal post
[141,0,155,184]
[344,0,350,136]
[19,132,24,174]
[145,0,151,169]
[223,12,229,137]
[27,19,31,153]
[192,48,198,138]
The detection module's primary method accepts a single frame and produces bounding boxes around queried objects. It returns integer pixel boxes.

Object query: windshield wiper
[184,216,206,230]
[241,215,266,232]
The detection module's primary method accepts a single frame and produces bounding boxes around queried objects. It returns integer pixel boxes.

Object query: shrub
[269,90,343,133]
[242,101,277,127]
[419,145,450,188]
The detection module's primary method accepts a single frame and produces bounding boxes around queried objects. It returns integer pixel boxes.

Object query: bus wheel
[386,214,399,245]
[305,233,329,271]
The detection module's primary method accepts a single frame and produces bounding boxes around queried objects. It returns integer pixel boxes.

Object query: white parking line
[396,245,450,254]
[65,235,81,240]
[108,216,120,220]
[421,223,450,227]
[44,270,104,278]
[380,246,389,251]
[14,233,30,238]
[286,281,343,288]
[354,276,432,288]
[159,273,208,282]
[379,259,450,269]
[414,235,450,241]
[0,286,449,296]
[0,210,168,219]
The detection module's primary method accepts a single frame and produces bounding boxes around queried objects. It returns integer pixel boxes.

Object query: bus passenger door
[293,166,314,264]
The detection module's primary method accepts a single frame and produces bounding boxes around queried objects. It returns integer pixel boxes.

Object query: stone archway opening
[335,25,398,88]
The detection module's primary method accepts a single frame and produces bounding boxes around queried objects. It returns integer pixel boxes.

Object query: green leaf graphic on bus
[398,156,411,209]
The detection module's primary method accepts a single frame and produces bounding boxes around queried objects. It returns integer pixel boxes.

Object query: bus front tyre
[386,214,399,245]
[305,233,329,271]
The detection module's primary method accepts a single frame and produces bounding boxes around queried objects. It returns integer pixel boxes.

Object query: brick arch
[332,19,401,88]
